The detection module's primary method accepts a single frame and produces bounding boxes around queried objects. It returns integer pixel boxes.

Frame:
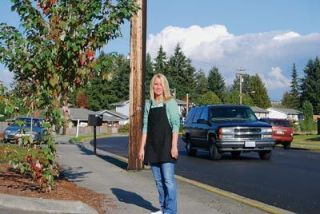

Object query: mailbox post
[88,114,103,154]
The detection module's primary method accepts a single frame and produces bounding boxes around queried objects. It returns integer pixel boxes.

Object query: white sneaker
[150,210,162,214]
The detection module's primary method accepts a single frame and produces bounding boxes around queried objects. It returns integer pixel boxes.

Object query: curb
[84,142,292,214]
[0,193,98,214]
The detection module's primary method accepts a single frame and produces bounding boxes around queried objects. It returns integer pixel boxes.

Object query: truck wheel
[209,138,221,160]
[231,151,241,159]
[283,142,291,150]
[259,150,272,160]
[186,138,197,156]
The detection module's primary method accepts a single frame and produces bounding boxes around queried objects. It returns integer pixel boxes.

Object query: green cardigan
[142,98,180,134]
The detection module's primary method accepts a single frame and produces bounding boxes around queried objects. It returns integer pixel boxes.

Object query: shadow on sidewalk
[76,144,128,170]
[111,188,159,212]
[61,166,92,182]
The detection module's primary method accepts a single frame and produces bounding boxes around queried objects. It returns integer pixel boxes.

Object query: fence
[65,126,118,136]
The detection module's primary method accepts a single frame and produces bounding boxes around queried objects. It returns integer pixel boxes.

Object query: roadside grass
[69,133,110,143]
[291,134,320,151]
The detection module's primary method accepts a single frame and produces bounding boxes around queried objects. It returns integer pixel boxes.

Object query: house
[250,106,269,119]
[96,109,129,125]
[66,108,121,127]
[111,99,187,118]
[63,108,121,136]
[110,100,130,117]
[267,107,304,122]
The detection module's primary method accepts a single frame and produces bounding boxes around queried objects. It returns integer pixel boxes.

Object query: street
[95,136,320,214]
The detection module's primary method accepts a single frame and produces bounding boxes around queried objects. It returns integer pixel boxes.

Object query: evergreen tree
[145,53,154,98]
[300,101,316,131]
[231,74,251,94]
[167,44,196,99]
[194,70,209,95]
[85,53,130,110]
[281,91,296,108]
[154,46,167,73]
[290,63,300,109]
[249,74,271,108]
[207,67,226,100]
[300,57,320,114]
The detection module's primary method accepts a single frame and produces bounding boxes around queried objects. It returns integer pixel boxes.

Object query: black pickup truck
[182,104,274,160]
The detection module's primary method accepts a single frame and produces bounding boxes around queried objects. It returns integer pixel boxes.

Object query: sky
[1,0,320,101]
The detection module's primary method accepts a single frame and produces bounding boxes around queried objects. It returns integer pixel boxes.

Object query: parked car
[182,105,274,160]
[259,118,293,149]
[4,117,46,143]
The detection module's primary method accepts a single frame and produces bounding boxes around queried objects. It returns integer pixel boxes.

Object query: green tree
[207,67,226,100]
[196,91,222,105]
[0,0,138,191]
[145,53,155,98]
[281,91,296,108]
[0,0,138,123]
[289,63,300,109]
[154,46,167,73]
[249,74,271,108]
[166,44,196,99]
[0,82,6,121]
[225,91,254,106]
[86,53,130,110]
[300,100,316,132]
[231,74,251,94]
[194,70,208,95]
[300,57,320,114]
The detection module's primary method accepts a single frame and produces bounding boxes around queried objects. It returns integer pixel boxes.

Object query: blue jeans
[151,163,177,214]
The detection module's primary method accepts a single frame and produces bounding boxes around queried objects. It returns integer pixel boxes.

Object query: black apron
[144,103,176,164]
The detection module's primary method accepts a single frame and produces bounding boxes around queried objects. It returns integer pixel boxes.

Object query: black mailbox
[88,114,103,126]
[317,118,320,135]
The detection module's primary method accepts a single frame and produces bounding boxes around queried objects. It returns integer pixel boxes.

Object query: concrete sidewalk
[56,140,290,214]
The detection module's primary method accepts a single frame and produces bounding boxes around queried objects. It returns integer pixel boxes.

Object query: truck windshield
[210,106,257,122]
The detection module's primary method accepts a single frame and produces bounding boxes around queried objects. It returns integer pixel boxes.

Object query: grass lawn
[69,133,110,143]
[291,134,320,151]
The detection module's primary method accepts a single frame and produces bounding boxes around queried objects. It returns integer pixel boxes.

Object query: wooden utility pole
[128,0,146,170]
[236,68,246,105]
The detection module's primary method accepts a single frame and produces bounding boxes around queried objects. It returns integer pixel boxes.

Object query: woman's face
[153,77,164,98]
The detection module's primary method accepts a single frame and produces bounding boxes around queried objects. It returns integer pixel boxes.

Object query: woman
[138,73,180,214]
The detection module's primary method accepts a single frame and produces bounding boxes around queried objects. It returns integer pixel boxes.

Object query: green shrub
[119,123,129,133]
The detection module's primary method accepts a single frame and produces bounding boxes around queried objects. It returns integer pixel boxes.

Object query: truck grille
[234,127,262,140]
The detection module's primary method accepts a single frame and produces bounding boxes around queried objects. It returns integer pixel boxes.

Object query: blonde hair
[149,73,173,102]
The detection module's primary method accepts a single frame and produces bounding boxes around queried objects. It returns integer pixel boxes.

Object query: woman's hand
[138,148,145,161]
[171,146,179,159]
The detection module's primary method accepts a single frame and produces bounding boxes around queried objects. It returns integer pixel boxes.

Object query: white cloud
[147,25,320,100]
[263,67,290,90]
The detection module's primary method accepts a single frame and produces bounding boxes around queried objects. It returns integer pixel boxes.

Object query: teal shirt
[142,98,180,134]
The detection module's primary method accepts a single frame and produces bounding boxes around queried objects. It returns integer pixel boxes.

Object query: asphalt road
[94,136,320,214]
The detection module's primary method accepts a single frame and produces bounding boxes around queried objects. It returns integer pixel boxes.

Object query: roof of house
[102,115,120,122]
[96,109,129,120]
[110,100,130,107]
[68,108,96,121]
[67,108,120,122]
[176,99,187,105]
[251,106,269,113]
[268,107,302,115]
